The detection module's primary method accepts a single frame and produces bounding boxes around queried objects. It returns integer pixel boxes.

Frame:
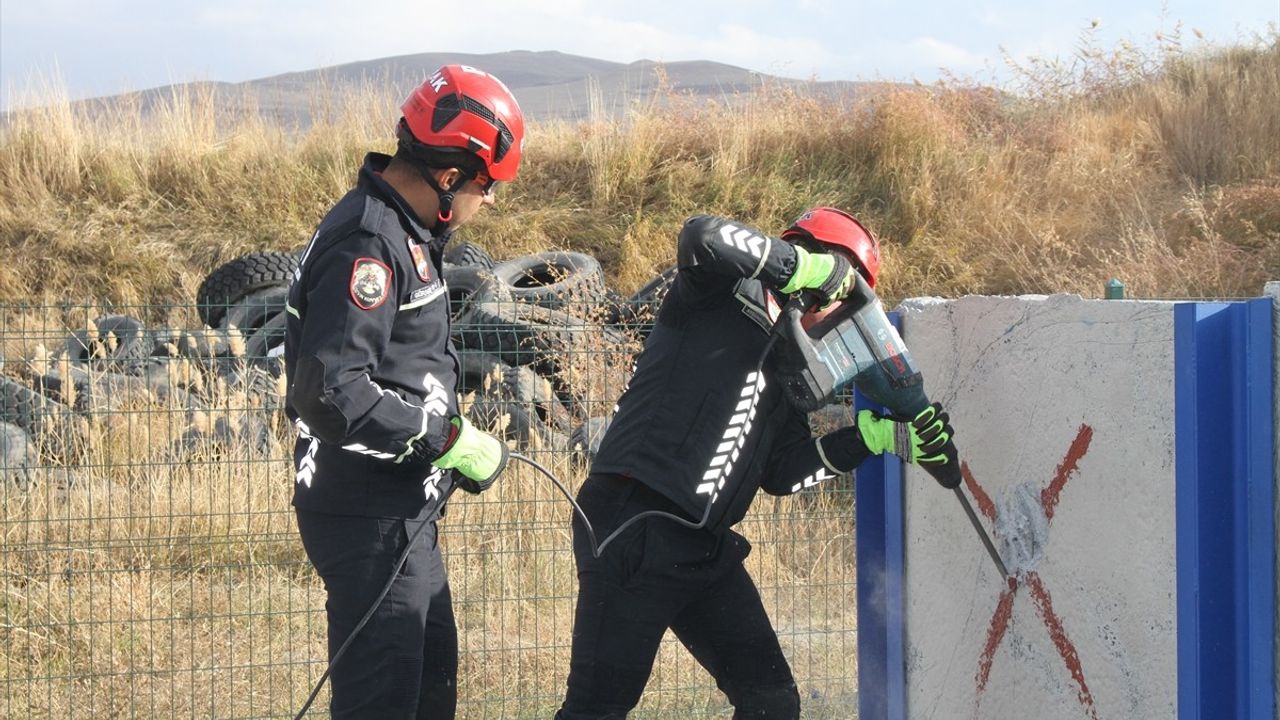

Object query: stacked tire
[196,251,297,329]
[196,251,296,371]
[0,240,676,488]
[450,249,635,451]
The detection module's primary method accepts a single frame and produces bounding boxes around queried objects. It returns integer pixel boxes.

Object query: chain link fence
[0,263,858,718]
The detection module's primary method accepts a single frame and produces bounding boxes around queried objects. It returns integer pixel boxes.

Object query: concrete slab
[895,294,1177,720]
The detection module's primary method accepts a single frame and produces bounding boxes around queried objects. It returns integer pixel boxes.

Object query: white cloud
[907,36,985,69]
[367,5,834,80]
[568,15,692,60]
[193,5,264,29]
[979,5,1008,27]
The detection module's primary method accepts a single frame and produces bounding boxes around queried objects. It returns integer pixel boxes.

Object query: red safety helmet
[782,207,881,288]
[398,65,525,182]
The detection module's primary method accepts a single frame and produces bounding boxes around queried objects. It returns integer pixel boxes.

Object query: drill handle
[918,437,963,489]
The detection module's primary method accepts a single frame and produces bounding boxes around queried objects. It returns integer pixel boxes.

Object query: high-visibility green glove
[433,415,509,494]
[778,245,857,306]
[909,403,961,488]
[856,402,955,465]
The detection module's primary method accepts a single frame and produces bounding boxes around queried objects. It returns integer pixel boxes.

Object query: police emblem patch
[407,237,432,282]
[349,257,391,310]
[765,289,782,324]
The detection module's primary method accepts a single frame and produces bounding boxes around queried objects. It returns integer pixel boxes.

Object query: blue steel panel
[854,448,906,720]
[855,311,906,720]
[856,449,891,720]
[1174,303,1203,717]
[1240,299,1275,718]
[1174,300,1275,720]
[884,451,905,720]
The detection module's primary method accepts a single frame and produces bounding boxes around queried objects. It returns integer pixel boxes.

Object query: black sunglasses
[475,173,501,197]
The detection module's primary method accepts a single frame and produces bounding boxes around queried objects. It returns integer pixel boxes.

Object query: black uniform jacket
[285,153,459,519]
[591,215,869,532]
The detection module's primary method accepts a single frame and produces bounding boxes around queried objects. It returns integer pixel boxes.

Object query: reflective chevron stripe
[718,223,772,279]
[294,419,320,487]
[394,372,450,463]
[342,443,396,460]
[420,373,449,417]
[695,371,767,503]
[791,439,844,493]
[790,468,834,494]
[422,467,446,502]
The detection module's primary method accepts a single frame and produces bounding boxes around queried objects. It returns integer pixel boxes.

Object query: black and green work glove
[779,245,857,307]
[433,415,509,494]
[856,402,961,488]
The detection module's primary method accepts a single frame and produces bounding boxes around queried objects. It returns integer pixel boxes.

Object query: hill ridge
[61,49,878,124]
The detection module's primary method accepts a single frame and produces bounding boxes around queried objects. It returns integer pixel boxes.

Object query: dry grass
[0,307,856,718]
[0,442,856,720]
[3,33,1277,309]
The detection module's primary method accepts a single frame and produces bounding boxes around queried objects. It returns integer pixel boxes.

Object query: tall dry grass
[0,304,858,718]
[2,32,1277,308]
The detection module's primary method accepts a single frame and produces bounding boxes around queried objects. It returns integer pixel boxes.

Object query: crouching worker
[285,65,522,719]
[556,208,958,719]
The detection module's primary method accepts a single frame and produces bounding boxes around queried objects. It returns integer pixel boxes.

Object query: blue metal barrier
[1175,299,1275,720]
[856,312,906,720]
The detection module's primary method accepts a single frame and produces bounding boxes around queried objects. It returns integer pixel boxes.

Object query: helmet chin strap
[416,171,457,238]
[414,165,478,239]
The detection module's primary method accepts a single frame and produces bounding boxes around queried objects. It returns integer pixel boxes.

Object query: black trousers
[296,509,458,720]
[557,474,800,720]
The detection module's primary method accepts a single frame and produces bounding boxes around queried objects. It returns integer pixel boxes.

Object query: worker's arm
[761,402,959,495]
[676,214,855,304]
[761,410,869,496]
[288,231,454,464]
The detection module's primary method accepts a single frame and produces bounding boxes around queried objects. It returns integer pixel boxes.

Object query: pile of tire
[443,242,674,459]
[0,242,678,487]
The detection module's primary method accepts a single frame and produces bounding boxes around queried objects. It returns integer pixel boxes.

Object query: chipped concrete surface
[994,481,1050,576]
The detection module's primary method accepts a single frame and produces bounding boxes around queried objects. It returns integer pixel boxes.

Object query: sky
[2,0,1277,109]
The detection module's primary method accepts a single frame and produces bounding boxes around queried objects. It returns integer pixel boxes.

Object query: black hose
[508,451,709,558]
[293,485,455,720]
[295,318,785,717]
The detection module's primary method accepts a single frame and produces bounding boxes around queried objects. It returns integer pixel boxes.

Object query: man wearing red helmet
[284,64,523,718]
[556,209,956,719]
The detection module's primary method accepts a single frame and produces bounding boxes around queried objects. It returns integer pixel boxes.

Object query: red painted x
[967,424,1097,719]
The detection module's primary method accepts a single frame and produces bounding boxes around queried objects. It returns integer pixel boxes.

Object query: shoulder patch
[350,257,392,310]
[765,289,782,324]
[407,237,432,282]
